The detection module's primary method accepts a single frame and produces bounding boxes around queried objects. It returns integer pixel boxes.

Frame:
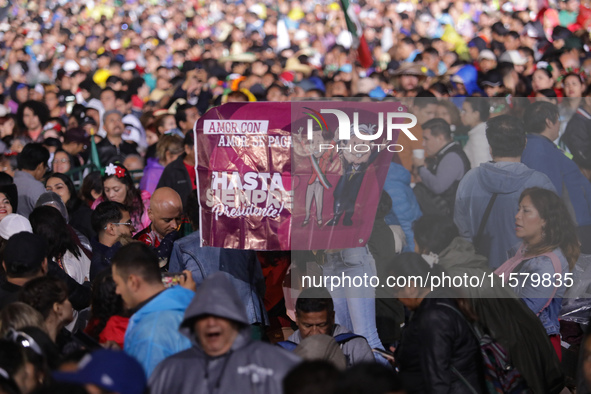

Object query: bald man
[134,187,183,270]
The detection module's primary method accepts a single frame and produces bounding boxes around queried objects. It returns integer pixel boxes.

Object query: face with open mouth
[194,315,240,357]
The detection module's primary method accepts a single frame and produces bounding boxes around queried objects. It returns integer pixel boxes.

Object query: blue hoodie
[124,286,194,377]
[454,162,556,269]
[383,163,422,252]
[452,65,484,97]
[522,134,591,226]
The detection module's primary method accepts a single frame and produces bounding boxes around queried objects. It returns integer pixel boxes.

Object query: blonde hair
[0,302,46,336]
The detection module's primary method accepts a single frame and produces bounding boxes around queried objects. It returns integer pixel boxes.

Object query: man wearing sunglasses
[89,201,134,280]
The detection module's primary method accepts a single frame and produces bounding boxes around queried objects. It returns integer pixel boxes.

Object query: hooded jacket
[522,133,591,227]
[149,272,300,394]
[452,65,484,97]
[383,163,422,252]
[454,162,555,269]
[124,286,194,377]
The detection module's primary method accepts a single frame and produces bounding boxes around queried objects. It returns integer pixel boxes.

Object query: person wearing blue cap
[54,349,147,394]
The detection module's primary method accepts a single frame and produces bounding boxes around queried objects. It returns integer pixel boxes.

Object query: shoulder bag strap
[474,193,498,247]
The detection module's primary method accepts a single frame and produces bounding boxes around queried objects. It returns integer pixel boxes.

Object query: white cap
[63,59,80,75]
[478,49,497,61]
[0,214,32,240]
[122,61,137,72]
[499,50,527,65]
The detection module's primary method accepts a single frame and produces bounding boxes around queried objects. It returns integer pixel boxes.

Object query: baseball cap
[3,231,46,276]
[481,71,503,87]
[53,350,147,394]
[499,50,527,65]
[478,49,497,61]
[0,216,32,240]
[468,37,487,52]
[492,22,509,36]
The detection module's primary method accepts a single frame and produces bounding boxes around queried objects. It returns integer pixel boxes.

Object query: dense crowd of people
[0,0,591,392]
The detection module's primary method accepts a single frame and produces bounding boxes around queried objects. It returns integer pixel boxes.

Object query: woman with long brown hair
[496,187,580,360]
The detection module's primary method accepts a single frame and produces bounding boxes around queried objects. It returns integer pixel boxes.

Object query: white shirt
[464,122,492,169]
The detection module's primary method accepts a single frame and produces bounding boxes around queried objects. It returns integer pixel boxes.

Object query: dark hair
[17,143,50,171]
[91,201,127,234]
[115,90,131,104]
[523,102,559,134]
[423,47,439,57]
[464,97,490,122]
[0,339,26,380]
[111,243,162,285]
[174,103,195,125]
[183,130,194,147]
[389,252,443,285]
[87,270,125,340]
[0,171,12,186]
[534,67,553,80]
[413,93,438,109]
[19,276,69,320]
[284,361,340,394]
[422,117,452,140]
[80,171,103,204]
[429,82,450,96]
[413,215,459,254]
[17,100,50,132]
[127,77,146,96]
[519,46,535,60]
[265,84,288,100]
[334,363,404,394]
[296,287,334,315]
[186,191,200,230]
[508,31,520,40]
[519,188,580,268]
[100,87,116,98]
[390,253,478,320]
[45,173,79,213]
[485,115,526,157]
[102,164,143,225]
[537,89,557,98]
[29,206,81,260]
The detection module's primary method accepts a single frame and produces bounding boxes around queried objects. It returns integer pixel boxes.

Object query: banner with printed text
[195,101,413,250]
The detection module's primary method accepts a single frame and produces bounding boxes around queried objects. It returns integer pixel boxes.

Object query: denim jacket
[509,247,569,336]
[168,230,268,326]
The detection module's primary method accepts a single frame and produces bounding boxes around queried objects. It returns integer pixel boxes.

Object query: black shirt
[96,138,138,166]
[0,276,22,310]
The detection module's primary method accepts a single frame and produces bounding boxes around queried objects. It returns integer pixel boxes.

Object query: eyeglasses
[6,328,43,356]
[104,221,134,230]
[52,158,69,164]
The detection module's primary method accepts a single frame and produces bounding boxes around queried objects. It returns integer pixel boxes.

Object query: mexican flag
[340,0,373,68]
